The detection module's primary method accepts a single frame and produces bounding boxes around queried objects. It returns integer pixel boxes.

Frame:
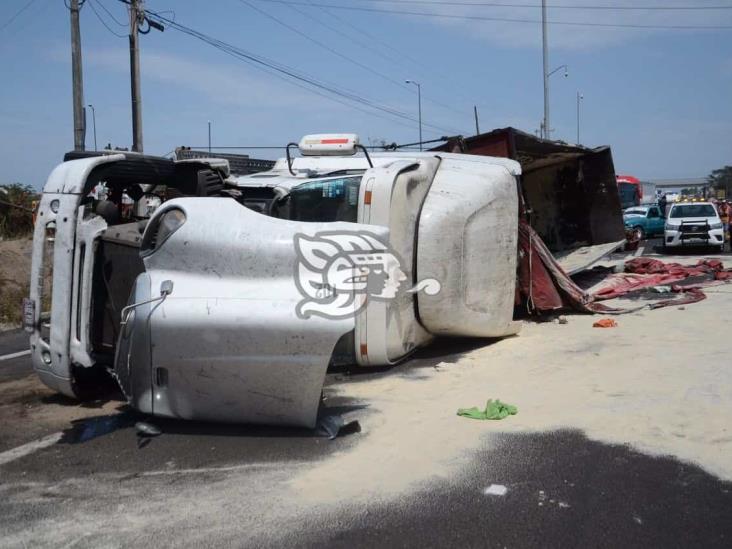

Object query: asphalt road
[639,237,732,257]
[0,328,30,383]
[2,244,732,547]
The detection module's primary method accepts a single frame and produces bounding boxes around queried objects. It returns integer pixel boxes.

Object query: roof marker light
[298,133,360,156]
[286,133,373,175]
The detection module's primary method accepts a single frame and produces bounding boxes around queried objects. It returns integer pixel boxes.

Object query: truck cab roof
[232,151,521,193]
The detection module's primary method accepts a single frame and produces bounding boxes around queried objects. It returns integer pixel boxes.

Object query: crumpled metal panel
[122,198,389,428]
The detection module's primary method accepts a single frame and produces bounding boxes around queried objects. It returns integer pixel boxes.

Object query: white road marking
[141,462,308,477]
[0,349,31,362]
[633,246,645,258]
[0,432,63,467]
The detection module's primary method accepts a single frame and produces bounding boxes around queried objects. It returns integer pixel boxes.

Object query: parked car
[623,205,665,239]
[664,201,725,252]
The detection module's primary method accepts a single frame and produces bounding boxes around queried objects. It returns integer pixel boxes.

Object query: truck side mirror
[160,280,174,297]
[120,280,175,329]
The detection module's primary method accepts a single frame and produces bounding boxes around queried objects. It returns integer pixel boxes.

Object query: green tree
[707,166,732,198]
[0,183,37,238]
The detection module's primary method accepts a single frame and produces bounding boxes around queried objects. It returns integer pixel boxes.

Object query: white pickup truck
[27,134,521,428]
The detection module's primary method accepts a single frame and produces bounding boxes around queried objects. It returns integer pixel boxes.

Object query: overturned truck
[27,132,625,428]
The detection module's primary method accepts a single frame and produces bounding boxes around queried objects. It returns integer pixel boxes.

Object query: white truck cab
[30,134,522,428]
[664,200,724,251]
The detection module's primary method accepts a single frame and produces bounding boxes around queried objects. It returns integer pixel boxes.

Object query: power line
[281,1,472,120]
[96,0,127,26]
[305,0,478,107]
[240,0,409,90]
[252,1,732,30]
[286,3,408,72]
[311,1,433,75]
[87,0,126,37]
[328,0,732,11]
[0,0,39,32]
[144,11,463,135]
[315,0,485,109]
[182,146,286,149]
[244,0,469,122]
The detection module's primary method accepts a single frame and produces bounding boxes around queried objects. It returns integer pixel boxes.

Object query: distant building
[650,178,708,197]
[175,148,275,176]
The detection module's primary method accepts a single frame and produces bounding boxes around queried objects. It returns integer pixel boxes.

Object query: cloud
[365,0,732,50]
[83,48,326,109]
[78,48,456,133]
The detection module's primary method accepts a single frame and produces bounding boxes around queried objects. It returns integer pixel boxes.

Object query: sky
[0,0,731,189]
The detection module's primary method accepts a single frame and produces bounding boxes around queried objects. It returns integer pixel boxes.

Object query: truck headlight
[664,223,674,231]
[710,221,723,230]
[141,208,186,255]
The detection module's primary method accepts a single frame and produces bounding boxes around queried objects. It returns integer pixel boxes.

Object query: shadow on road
[308,429,732,548]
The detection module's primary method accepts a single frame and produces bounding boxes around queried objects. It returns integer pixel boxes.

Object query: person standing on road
[718,200,731,251]
[658,194,668,218]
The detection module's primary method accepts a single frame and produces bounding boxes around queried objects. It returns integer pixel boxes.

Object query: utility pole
[541,0,549,139]
[473,105,480,135]
[129,0,143,152]
[576,92,583,145]
[208,121,212,153]
[69,0,85,151]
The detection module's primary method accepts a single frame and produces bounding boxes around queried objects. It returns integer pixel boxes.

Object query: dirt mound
[0,236,32,328]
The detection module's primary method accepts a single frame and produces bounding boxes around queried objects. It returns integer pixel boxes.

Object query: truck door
[647,206,664,235]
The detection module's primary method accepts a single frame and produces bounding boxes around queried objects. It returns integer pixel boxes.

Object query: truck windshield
[669,204,716,218]
[285,176,362,222]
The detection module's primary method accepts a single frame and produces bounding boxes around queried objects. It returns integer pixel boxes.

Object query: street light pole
[208,120,212,153]
[87,104,97,151]
[576,92,583,145]
[405,80,422,150]
[543,64,568,140]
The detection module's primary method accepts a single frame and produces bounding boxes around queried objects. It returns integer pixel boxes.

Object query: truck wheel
[633,226,645,240]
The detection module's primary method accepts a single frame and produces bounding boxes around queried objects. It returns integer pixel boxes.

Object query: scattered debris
[537,490,571,509]
[135,421,162,449]
[316,414,361,440]
[650,286,672,293]
[557,316,568,325]
[457,399,517,420]
[483,484,508,496]
[135,421,162,437]
[593,318,618,328]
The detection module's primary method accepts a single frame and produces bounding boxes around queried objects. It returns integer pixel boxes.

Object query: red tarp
[594,258,732,300]
[517,221,732,314]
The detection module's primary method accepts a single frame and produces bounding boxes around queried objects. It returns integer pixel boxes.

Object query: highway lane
[0,329,31,383]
